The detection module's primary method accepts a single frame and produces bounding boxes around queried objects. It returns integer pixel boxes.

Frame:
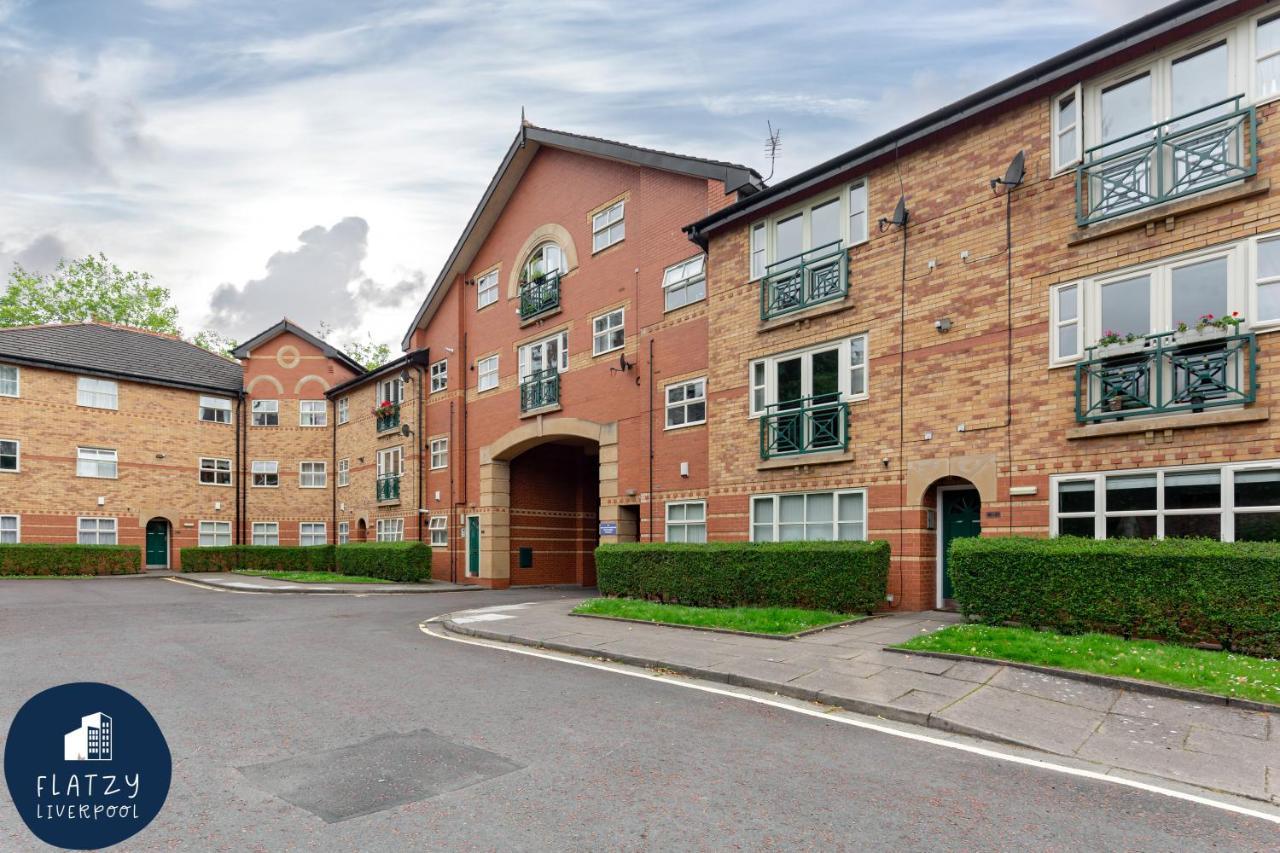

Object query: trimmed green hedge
[335,542,432,583]
[595,541,890,614]
[950,536,1280,655]
[0,544,141,576]
[180,542,431,583]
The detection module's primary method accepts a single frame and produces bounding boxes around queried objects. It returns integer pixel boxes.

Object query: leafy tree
[0,254,181,334]
[344,337,392,371]
[192,329,239,357]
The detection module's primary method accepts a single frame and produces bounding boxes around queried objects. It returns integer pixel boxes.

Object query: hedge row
[950,536,1280,656]
[179,542,431,583]
[595,541,890,614]
[0,544,142,576]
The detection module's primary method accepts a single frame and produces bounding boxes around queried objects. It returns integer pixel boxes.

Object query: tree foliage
[0,254,181,334]
[344,339,392,371]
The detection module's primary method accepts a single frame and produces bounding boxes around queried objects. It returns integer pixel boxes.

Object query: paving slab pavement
[441,597,1280,804]
[175,572,480,594]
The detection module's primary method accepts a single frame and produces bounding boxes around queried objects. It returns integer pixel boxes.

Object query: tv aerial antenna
[764,121,782,182]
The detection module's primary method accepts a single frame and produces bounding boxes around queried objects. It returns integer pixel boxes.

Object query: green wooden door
[467,517,480,577]
[940,489,981,601]
[145,519,168,568]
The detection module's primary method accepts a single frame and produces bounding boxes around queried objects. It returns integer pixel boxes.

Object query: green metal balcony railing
[759,396,849,460]
[519,272,561,319]
[1074,330,1258,424]
[760,241,848,321]
[1076,96,1257,226]
[375,403,401,433]
[520,368,560,413]
[376,474,401,502]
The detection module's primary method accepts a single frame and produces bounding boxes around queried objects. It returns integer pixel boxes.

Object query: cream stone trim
[294,374,330,394]
[276,346,301,369]
[506,223,579,299]
[586,191,629,223]
[907,455,999,506]
[246,375,285,394]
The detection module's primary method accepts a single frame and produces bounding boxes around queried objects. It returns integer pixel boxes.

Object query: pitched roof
[400,123,764,349]
[0,322,244,394]
[231,318,366,375]
[685,0,1241,241]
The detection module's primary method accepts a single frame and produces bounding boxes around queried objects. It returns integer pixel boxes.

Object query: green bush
[595,541,890,614]
[335,542,432,583]
[949,536,1280,656]
[179,546,335,573]
[0,544,141,576]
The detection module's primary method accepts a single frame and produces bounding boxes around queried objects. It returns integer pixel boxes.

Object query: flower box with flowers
[1172,312,1244,349]
[371,401,397,418]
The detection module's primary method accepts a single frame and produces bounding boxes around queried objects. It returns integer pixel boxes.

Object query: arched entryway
[356,519,368,542]
[933,481,982,609]
[144,517,171,570]
[476,417,618,587]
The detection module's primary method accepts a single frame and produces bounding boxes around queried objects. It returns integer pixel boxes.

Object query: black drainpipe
[331,392,338,544]
[236,390,246,545]
[416,361,426,545]
[648,337,655,542]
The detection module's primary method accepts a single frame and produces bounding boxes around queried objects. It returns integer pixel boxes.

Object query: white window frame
[251,399,279,427]
[197,520,231,547]
[1051,461,1280,542]
[377,446,404,479]
[0,514,19,544]
[748,179,868,278]
[663,255,706,312]
[429,438,448,470]
[378,377,404,406]
[337,458,350,487]
[664,377,706,430]
[476,269,499,310]
[76,446,117,479]
[77,377,118,410]
[750,489,868,542]
[0,364,18,398]
[0,438,17,473]
[252,460,279,488]
[299,400,327,427]
[199,456,232,486]
[430,359,448,393]
[199,395,232,424]
[338,521,349,545]
[477,355,499,392]
[592,308,625,356]
[1051,84,1083,174]
[252,521,279,546]
[337,397,350,425]
[664,501,707,543]
[78,516,118,545]
[376,517,405,542]
[518,330,569,380]
[592,200,625,252]
[1049,282,1083,364]
[299,461,327,489]
[428,514,448,547]
[748,333,870,417]
[1256,12,1280,103]
[299,522,327,546]
[1251,231,1280,327]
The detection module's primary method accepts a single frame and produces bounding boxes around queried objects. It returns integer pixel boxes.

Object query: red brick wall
[508,442,599,585]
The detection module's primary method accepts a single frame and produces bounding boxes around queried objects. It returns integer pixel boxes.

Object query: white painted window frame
[199,395,232,424]
[748,179,868,279]
[747,333,870,417]
[664,377,707,430]
[76,377,118,410]
[0,364,18,398]
[592,308,625,356]
[663,255,707,312]
[664,500,707,543]
[477,355,499,392]
[1051,83,1083,174]
[299,522,327,546]
[76,446,117,479]
[299,400,327,427]
[376,517,405,542]
[78,516,118,545]
[0,513,19,544]
[252,460,279,488]
[429,437,448,470]
[518,330,569,380]
[0,438,17,473]
[476,269,499,309]
[592,200,625,253]
[197,519,230,547]
[749,488,868,542]
[428,514,448,547]
[430,359,448,393]
[199,456,232,486]
[252,522,279,546]
[338,521,349,545]
[251,399,279,426]
[337,458,350,487]
[299,461,327,488]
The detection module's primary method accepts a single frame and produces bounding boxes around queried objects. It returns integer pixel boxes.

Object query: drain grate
[239,728,523,823]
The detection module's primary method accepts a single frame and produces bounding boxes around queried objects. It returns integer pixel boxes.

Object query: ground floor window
[376,518,405,542]
[338,521,349,545]
[299,522,327,546]
[1053,462,1280,541]
[79,517,118,545]
[664,501,707,542]
[428,515,447,546]
[198,520,230,547]
[252,522,279,546]
[1,514,19,543]
[750,489,866,542]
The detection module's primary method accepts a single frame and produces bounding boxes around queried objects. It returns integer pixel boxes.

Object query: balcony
[375,403,401,433]
[1076,96,1257,227]
[376,474,401,503]
[520,368,560,413]
[1074,329,1258,424]
[760,241,848,321]
[759,396,849,460]
[519,272,561,320]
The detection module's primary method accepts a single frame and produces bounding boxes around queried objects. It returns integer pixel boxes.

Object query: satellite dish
[400,369,411,383]
[1003,151,1025,188]
[890,195,908,227]
[619,352,628,373]
[400,424,412,437]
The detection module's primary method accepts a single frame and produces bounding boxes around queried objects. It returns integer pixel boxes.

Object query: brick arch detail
[246,375,285,395]
[505,223,579,299]
[293,374,330,394]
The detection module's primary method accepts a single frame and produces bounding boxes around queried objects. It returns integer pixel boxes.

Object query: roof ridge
[527,123,760,176]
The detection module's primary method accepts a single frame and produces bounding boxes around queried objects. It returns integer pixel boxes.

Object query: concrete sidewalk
[442,599,1280,804]
[176,572,480,594]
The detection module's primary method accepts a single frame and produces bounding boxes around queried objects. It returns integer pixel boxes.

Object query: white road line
[420,619,1280,826]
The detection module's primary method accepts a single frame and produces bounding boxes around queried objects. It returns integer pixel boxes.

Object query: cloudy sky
[0,0,1166,351]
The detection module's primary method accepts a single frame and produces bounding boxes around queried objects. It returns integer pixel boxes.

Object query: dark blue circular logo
[4,683,171,850]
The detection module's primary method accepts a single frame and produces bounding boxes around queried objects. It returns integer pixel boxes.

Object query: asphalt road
[0,578,1276,851]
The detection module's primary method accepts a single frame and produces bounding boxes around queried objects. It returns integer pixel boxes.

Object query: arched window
[523,242,565,283]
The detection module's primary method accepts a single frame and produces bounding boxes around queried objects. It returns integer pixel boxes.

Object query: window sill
[520,403,562,419]
[377,499,402,507]
[664,421,707,432]
[756,449,853,470]
[1066,406,1269,440]
[758,293,853,332]
[1068,179,1270,247]
[519,307,561,328]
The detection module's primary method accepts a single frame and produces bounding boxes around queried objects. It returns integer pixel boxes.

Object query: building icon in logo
[64,712,112,761]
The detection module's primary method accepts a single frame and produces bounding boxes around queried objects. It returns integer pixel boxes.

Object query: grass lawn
[572,598,862,635]
[896,624,1280,706]
[232,570,394,585]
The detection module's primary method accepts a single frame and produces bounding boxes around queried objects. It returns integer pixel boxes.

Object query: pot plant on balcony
[1095,330,1148,358]
[371,400,396,419]
[1173,312,1243,347]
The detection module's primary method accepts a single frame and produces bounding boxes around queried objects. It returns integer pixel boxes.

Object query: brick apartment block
[4,1,1280,610]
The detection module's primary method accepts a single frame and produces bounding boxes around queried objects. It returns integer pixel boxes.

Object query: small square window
[77,377,117,410]
[376,518,405,542]
[665,501,707,543]
[477,355,499,392]
[665,378,706,429]
[198,520,230,547]
[0,439,17,472]
[299,522,327,546]
[592,201,625,252]
[430,360,448,393]
[429,515,448,547]
[0,514,18,544]
[663,256,706,312]
[77,447,117,479]
[430,438,449,470]
[299,400,327,427]
[79,517,118,545]
[0,365,18,397]
[252,460,279,487]
[199,457,232,485]
[199,396,232,423]
[299,461,326,488]
[477,270,499,309]
[251,399,279,426]
[252,522,279,546]
[592,309,625,356]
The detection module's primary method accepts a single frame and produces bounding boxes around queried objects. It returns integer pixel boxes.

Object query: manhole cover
[239,728,523,822]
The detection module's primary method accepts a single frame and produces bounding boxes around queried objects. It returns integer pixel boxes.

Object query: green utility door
[940,489,981,602]
[466,516,480,578]
[145,519,169,569]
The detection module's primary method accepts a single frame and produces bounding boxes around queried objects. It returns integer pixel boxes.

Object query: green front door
[940,489,981,601]
[467,517,480,577]
[145,519,168,568]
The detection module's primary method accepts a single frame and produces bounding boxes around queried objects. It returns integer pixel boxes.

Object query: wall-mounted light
[934,318,952,333]
[679,462,689,478]
[97,496,106,506]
